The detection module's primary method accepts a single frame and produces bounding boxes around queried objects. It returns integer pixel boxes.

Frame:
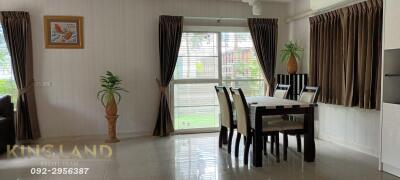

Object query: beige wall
[0,0,289,138]
[288,0,380,156]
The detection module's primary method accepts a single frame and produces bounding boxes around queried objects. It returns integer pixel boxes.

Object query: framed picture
[44,16,83,49]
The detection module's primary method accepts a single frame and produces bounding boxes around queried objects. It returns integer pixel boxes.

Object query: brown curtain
[248,18,278,96]
[1,11,40,139]
[309,0,382,110]
[153,15,183,136]
[310,11,343,105]
[341,0,383,109]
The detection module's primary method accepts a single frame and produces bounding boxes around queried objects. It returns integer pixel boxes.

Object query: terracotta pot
[287,54,298,74]
[106,95,118,116]
[105,115,119,143]
[105,95,120,143]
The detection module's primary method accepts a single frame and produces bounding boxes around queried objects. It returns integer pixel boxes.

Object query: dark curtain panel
[309,11,343,105]
[1,11,40,139]
[248,18,278,96]
[153,15,183,136]
[341,0,383,109]
[309,0,382,110]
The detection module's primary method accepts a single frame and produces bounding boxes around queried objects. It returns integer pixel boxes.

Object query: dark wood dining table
[245,96,316,167]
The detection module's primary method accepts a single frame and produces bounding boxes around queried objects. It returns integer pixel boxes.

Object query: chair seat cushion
[261,116,304,132]
[263,122,284,132]
[262,115,285,122]
[262,116,285,132]
[281,121,303,131]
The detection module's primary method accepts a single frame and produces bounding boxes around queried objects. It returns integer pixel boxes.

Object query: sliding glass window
[172,30,264,131]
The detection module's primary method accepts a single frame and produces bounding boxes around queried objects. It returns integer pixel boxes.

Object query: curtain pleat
[310,11,343,105]
[309,0,382,110]
[248,18,278,96]
[153,15,183,136]
[1,11,40,140]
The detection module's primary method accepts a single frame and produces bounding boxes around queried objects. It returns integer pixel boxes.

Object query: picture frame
[44,16,84,49]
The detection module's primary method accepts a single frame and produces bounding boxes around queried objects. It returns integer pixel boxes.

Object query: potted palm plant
[280,41,303,74]
[97,71,128,143]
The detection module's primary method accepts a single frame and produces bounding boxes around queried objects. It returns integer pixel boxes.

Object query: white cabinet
[381,0,400,177]
[384,0,400,50]
[381,103,400,177]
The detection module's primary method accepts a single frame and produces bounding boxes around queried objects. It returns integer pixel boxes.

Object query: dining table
[245,96,316,167]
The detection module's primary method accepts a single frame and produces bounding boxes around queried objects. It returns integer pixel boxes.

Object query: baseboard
[383,163,400,177]
[318,133,378,157]
[18,131,152,144]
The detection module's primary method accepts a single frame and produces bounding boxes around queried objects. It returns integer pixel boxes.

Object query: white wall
[317,104,380,156]
[288,0,311,73]
[288,0,381,156]
[310,0,347,10]
[0,0,289,138]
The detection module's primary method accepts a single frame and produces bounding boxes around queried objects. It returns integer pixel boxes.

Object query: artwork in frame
[44,16,83,49]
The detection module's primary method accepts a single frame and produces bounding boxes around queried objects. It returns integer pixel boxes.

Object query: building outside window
[172,30,265,131]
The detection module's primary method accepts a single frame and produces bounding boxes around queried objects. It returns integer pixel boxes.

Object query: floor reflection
[0,133,398,180]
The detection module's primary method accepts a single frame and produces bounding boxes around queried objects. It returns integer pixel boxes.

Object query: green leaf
[279,41,303,62]
[100,93,107,107]
[114,92,122,104]
[97,71,128,106]
[97,90,107,99]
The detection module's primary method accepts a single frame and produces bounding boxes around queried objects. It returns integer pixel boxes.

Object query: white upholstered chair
[215,86,236,154]
[282,86,320,161]
[230,88,285,164]
[264,84,291,160]
[273,84,291,99]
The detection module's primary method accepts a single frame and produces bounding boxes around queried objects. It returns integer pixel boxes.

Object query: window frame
[171,26,266,134]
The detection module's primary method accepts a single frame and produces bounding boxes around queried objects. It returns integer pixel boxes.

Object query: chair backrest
[273,84,291,99]
[230,88,250,136]
[215,86,233,128]
[299,86,320,103]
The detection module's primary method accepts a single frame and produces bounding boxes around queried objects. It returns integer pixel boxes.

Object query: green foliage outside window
[0,27,18,105]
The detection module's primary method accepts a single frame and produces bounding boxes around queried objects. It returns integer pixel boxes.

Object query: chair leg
[221,126,228,145]
[270,134,275,155]
[296,134,302,153]
[275,134,280,162]
[228,129,234,154]
[219,127,223,148]
[283,133,288,161]
[235,133,241,158]
[263,136,267,155]
[244,134,252,165]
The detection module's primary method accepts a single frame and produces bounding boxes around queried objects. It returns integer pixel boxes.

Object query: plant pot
[105,115,120,143]
[106,95,118,116]
[105,95,120,143]
[287,54,298,74]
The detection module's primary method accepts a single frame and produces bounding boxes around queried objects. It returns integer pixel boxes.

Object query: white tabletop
[246,96,311,109]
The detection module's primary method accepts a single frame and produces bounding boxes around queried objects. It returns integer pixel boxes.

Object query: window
[0,26,17,104]
[221,32,264,96]
[172,30,265,131]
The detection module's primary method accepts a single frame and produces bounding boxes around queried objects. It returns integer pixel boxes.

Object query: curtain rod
[184,16,247,21]
[286,0,367,23]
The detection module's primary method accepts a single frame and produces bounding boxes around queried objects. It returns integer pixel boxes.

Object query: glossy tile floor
[0,133,399,180]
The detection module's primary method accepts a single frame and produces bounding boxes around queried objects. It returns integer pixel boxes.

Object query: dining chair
[273,84,291,99]
[215,86,236,154]
[266,84,291,158]
[281,86,320,161]
[230,87,284,164]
